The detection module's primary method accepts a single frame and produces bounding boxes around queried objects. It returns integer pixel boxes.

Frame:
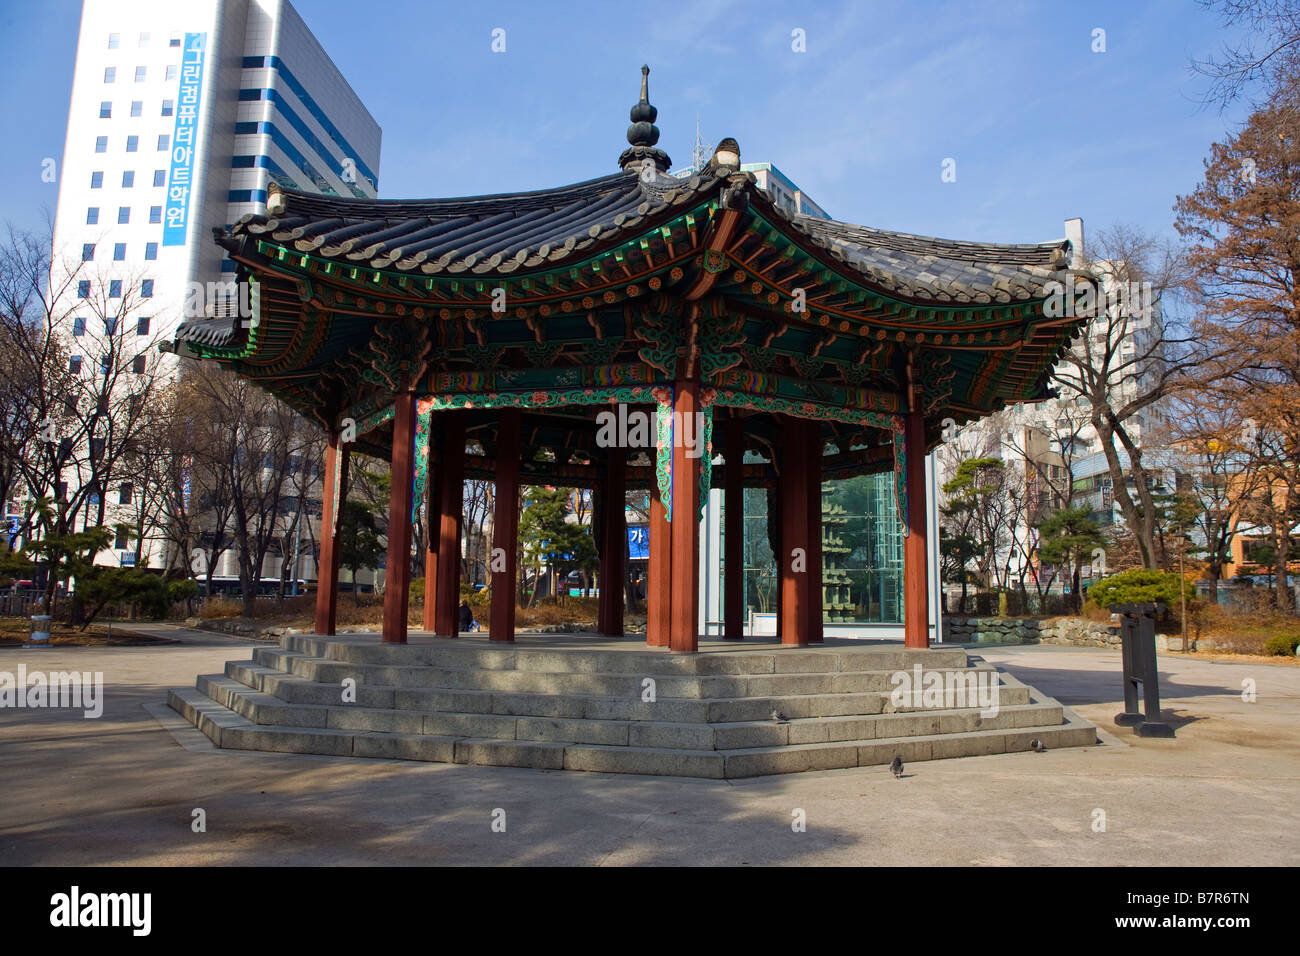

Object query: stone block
[516,716,629,746]
[563,745,725,778]
[326,708,425,734]
[453,738,565,770]
[353,733,456,762]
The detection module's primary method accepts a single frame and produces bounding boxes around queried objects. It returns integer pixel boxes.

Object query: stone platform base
[168,633,1098,778]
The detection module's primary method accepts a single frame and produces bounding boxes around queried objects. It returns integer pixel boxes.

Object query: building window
[99,356,111,376]
[86,207,99,224]
[73,317,86,336]
[169,35,180,47]
[108,33,120,49]
[99,101,111,118]
[109,280,122,298]
[70,356,82,374]
[81,243,95,261]
[114,528,127,549]
[77,281,90,299]
[148,205,161,224]
[144,243,157,261]
[64,396,77,415]
[90,171,103,188]
[136,315,150,335]
[131,355,146,374]
[104,67,115,83]
[113,242,126,260]
[105,317,118,335]
[126,134,138,152]
[119,482,134,505]
[134,66,146,83]
[161,99,174,117]
[138,32,149,47]
[141,279,153,298]
[129,100,142,117]
[165,64,178,81]
[157,134,170,151]
[122,170,134,187]
[94,135,107,153]
[152,169,165,186]
[90,437,106,460]
[117,207,130,224]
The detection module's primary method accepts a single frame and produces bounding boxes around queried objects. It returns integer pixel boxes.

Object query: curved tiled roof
[788,216,1069,304]
[230,168,729,276]
[217,167,1072,301]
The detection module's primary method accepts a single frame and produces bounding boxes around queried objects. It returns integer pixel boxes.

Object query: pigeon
[770,709,790,724]
[889,755,904,778]
[1031,739,1047,753]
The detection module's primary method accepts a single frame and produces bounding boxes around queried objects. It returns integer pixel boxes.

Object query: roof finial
[627,64,660,146]
[619,66,672,173]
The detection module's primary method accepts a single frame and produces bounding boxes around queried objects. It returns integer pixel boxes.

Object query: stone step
[251,646,1003,700]
[281,634,971,675]
[226,662,1034,720]
[200,673,1062,749]
[168,687,1095,779]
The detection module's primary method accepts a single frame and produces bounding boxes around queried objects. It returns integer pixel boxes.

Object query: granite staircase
[168,634,1097,778]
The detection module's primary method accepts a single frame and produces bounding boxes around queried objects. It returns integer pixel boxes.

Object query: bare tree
[1193,0,1300,110]
[1050,225,1234,571]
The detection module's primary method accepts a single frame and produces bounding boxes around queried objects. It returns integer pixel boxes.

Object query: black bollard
[1112,603,1175,738]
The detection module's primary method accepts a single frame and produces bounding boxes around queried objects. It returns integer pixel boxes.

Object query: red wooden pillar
[779,415,810,646]
[598,450,627,636]
[807,421,824,643]
[646,489,670,647]
[433,411,466,638]
[382,391,417,644]
[422,420,441,632]
[490,410,521,643]
[723,416,745,639]
[669,380,700,652]
[314,430,350,635]
[903,409,930,649]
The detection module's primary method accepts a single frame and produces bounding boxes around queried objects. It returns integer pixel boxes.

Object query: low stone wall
[1037,617,1120,648]
[943,616,1038,644]
[943,615,1119,647]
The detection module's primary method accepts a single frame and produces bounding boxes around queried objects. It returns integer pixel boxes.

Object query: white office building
[46,0,381,574]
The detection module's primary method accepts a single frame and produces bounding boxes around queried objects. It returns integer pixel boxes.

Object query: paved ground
[1,627,1296,866]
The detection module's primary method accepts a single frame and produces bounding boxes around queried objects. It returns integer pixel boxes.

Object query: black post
[1113,602,1175,738]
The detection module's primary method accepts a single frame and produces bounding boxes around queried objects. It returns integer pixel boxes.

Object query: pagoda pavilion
[168,67,1086,653]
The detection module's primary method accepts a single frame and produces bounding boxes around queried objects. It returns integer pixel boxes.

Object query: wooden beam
[903,408,930,649]
[646,488,670,647]
[807,421,824,644]
[489,410,522,642]
[382,390,416,644]
[314,431,349,635]
[434,411,467,637]
[723,416,745,640]
[668,379,701,651]
[779,415,810,646]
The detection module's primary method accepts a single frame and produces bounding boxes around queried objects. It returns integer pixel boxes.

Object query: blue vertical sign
[163,33,207,246]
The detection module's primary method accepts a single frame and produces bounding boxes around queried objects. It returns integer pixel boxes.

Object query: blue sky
[0,0,1249,248]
